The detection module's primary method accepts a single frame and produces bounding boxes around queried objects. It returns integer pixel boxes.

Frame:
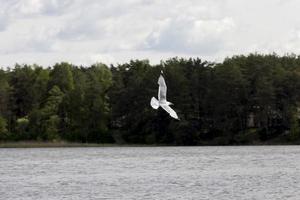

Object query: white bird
[150,73,179,120]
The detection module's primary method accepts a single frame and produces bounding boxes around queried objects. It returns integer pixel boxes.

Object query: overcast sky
[1,0,300,66]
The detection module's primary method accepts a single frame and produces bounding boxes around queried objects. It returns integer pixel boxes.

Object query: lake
[0,146,300,199]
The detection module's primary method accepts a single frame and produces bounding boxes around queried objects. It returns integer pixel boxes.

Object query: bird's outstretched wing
[161,104,179,120]
[150,97,159,109]
[158,75,167,102]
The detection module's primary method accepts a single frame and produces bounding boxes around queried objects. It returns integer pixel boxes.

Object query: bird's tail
[150,97,159,109]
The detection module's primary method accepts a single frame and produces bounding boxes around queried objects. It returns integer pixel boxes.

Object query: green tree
[288,107,300,141]
[29,85,64,141]
[9,65,35,117]
[81,63,113,142]
[0,116,8,140]
[48,62,74,92]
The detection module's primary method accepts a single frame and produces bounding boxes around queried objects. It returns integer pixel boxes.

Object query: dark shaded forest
[1,54,300,145]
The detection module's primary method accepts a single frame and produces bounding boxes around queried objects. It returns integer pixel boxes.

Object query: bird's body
[150,74,179,120]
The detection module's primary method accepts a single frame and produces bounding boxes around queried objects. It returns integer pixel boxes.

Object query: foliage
[1,55,300,144]
[0,116,8,139]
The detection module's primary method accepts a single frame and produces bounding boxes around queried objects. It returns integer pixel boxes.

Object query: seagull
[150,72,179,120]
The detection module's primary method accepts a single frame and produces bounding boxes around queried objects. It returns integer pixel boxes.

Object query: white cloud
[144,17,235,55]
[1,0,300,66]
[10,0,73,16]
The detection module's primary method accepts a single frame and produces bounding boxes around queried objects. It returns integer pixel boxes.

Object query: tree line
[1,54,300,145]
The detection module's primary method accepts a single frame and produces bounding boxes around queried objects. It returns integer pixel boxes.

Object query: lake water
[0,146,300,200]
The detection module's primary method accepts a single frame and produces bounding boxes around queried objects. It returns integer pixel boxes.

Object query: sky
[1,0,300,67]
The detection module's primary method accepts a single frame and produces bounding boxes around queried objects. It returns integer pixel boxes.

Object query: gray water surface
[1,146,300,200]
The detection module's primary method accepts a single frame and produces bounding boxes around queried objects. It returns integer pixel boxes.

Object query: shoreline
[0,141,150,148]
[0,141,299,148]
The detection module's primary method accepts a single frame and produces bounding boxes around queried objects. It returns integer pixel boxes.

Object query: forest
[1,53,300,145]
